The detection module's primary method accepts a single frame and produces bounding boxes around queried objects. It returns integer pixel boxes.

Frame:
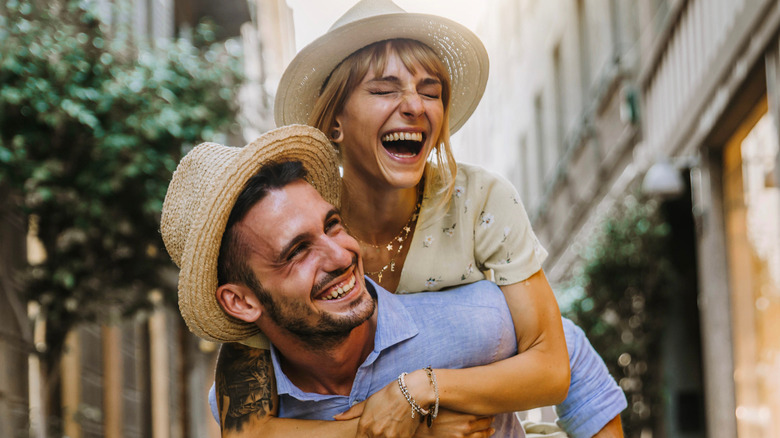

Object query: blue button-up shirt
[272,279,525,437]
[208,278,627,437]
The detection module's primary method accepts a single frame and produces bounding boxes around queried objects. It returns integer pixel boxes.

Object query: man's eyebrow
[325,208,341,221]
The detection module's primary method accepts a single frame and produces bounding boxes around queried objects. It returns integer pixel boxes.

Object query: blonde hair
[308,39,458,219]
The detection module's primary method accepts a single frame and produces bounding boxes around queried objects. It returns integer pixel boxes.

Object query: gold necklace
[348,191,423,284]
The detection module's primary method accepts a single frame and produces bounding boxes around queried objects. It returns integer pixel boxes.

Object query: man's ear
[216,283,262,323]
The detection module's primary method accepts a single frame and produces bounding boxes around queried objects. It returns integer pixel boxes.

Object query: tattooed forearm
[216,343,278,433]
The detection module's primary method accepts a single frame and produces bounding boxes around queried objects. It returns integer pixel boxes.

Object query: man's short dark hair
[217,160,307,291]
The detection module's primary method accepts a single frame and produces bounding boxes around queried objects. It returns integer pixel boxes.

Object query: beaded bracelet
[423,366,440,427]
[397,372,430,420]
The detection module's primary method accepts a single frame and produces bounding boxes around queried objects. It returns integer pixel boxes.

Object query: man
[161,126,626,437]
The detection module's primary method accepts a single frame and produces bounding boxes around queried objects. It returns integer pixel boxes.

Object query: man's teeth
[382,132,423,142]
[321,275,356,300]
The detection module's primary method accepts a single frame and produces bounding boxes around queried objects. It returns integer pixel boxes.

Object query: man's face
[236,180,374,345]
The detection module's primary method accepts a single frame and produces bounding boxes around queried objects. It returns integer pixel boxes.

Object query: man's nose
[320,235,354,271]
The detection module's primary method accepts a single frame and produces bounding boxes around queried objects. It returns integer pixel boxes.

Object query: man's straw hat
[274,0,489,134]
[160,125,340,343]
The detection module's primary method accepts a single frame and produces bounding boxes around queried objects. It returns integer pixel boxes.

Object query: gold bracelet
[423,366,439,427]
[397,372,430,420]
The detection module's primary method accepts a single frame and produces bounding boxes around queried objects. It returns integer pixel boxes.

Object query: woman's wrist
[406,368,435,407]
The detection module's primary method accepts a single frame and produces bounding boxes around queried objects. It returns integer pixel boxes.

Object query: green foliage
[0,0,243,355]
[564,193,678,437]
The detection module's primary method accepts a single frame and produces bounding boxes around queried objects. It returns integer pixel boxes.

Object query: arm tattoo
[216,343,278,432]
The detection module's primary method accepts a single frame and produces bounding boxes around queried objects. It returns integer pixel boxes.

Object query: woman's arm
[216,343,491,437]
[411,269,570,413]
[216,343,358,438]
[337,269,570,436]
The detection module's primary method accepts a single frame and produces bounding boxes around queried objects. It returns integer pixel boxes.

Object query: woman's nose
[400,91,424,118]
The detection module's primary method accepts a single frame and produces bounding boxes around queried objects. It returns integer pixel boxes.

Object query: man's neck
[267,313,377,396]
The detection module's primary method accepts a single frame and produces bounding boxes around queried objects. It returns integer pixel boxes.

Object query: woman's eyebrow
[419,77,442,86]
[367,76,401,84]
[367,76,441,86]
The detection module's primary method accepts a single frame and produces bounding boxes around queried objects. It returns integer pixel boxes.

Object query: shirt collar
[272,276,419,397]
[366,277,419,353]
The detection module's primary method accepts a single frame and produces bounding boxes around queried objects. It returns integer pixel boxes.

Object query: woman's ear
[216,283,262,323]
[330,120,344,143]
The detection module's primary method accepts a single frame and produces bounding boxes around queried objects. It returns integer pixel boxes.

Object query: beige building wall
[240,0,296,140]
[455,0,780,435]
[455,0,640,284]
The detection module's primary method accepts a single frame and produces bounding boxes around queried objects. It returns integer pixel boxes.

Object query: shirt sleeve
[556,317,627,437]
[469,166,548,285]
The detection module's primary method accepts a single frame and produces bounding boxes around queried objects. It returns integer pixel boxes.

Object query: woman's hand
[335,369,433,437]
[414,409,494,438]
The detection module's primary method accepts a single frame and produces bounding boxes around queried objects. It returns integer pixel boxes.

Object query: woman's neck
[340,176,421,246]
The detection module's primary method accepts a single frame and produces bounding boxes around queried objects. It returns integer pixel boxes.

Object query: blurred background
[0,0,778,437]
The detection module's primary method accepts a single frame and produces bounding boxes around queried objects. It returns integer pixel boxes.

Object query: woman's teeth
[321,274,356,300]
[381,132,423,142]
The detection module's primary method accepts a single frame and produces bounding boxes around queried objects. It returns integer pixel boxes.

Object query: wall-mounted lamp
[642,156,700,199]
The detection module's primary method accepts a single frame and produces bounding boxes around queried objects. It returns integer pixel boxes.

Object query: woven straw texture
[274,0,488,135]
[160,125,340,342]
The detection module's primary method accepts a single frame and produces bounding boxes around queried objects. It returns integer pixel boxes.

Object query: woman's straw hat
[160,125,340,343]
[275,0,489,134]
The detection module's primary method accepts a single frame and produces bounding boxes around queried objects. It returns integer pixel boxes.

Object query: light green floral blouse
[396,162,548,294]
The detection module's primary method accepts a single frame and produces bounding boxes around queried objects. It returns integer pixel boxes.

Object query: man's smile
[318,272,357,301]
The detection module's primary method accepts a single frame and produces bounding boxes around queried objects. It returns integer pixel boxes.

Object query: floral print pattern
[479,211,494,229]
[397,163,547,293]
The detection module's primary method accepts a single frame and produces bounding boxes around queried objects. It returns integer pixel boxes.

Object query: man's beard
[248,259,375,350]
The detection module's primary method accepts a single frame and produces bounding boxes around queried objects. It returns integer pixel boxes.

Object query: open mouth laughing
[381,131,424,158]
[318,273,357,301]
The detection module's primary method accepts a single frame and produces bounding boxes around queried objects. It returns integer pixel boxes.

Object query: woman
[214,1,625,437]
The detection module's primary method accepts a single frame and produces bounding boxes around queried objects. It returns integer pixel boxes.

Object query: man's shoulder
[381,280,513,332]
[371,278,505,309]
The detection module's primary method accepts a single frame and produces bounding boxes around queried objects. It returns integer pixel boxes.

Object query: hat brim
[274,12,488,135]
[165,125,340,343]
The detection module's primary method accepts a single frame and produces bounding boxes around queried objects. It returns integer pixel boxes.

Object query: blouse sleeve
[470,167,548,285]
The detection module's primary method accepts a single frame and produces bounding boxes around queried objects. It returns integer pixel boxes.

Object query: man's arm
[555,317,627,437]
[215,343,357,437]
[593,415,623,438]
[216,342,277,433]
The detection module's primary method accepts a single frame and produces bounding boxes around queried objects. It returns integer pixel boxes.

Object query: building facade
[456,0,780,436]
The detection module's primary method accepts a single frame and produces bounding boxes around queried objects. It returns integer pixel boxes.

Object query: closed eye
[369,89,396,96]
[325,214,344,234]
[419,85,441,99]
[286,242,309,261]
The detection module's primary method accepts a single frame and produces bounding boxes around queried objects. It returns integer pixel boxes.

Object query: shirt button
[352,399,362,406]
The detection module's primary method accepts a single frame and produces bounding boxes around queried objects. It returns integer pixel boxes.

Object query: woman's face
[334,50,444,191]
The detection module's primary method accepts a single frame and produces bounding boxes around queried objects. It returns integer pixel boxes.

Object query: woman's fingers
[413,410,495,437]
[333,401,365,420]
